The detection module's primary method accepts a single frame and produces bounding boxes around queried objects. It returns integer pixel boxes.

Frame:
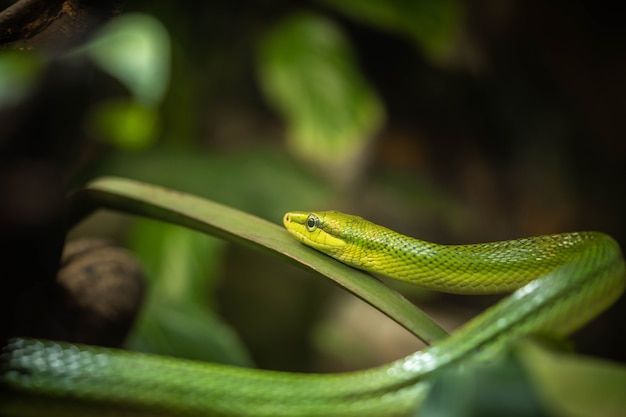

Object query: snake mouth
[283,212,312,243]
[283,211,308,242]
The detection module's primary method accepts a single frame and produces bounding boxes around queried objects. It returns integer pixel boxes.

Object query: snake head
[283,211,361,256]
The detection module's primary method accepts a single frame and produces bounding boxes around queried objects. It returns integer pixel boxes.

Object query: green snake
[1,210,625,416]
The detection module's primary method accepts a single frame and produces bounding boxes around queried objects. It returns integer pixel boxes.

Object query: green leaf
[257,13,384,180]
[421,355,546,417]
[516,338,626,417]
[320,0,461,63]
[129,218,225,308]
[83,13,171,105]
[0,51,43,107]
[127,301,253,366]
[68,177,448,345]
[86,99,159,151]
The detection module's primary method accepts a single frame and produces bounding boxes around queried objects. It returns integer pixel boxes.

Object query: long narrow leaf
[68,177,448,344]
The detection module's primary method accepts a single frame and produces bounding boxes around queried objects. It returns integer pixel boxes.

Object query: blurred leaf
[125,218,252,366]
[421,353,547,417]
[83,13,171,105]
[87,99,160,151]
[0,51,42,107]
[129,218,225,309]
[257,13,384,181]
[68,177,449,345]
[320,0,461,63]
[516,337,626,417]
[128,301,253,366]
[93,146,334,220]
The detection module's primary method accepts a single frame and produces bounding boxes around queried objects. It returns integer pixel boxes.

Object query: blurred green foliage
[517,337,626,417]
[126,218,253,366]
[86,99,160,151]
[422,337,626,417]
[321,0,461,62]
[257,13,384,182]
[82,13,169,150]
[84,13,170,106]
[0,52,43,106]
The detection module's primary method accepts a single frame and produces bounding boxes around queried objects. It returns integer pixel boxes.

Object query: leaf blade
[69,177,448,344]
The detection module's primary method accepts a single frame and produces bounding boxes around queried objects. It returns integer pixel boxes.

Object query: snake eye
[306,214,319,232]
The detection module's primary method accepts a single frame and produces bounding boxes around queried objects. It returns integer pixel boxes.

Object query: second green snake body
[1,211,625,416]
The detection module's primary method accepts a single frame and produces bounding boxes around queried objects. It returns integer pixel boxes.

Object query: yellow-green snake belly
[1,211,624,417]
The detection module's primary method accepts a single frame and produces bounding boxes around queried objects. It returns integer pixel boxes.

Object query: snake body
[1,211,625,416]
